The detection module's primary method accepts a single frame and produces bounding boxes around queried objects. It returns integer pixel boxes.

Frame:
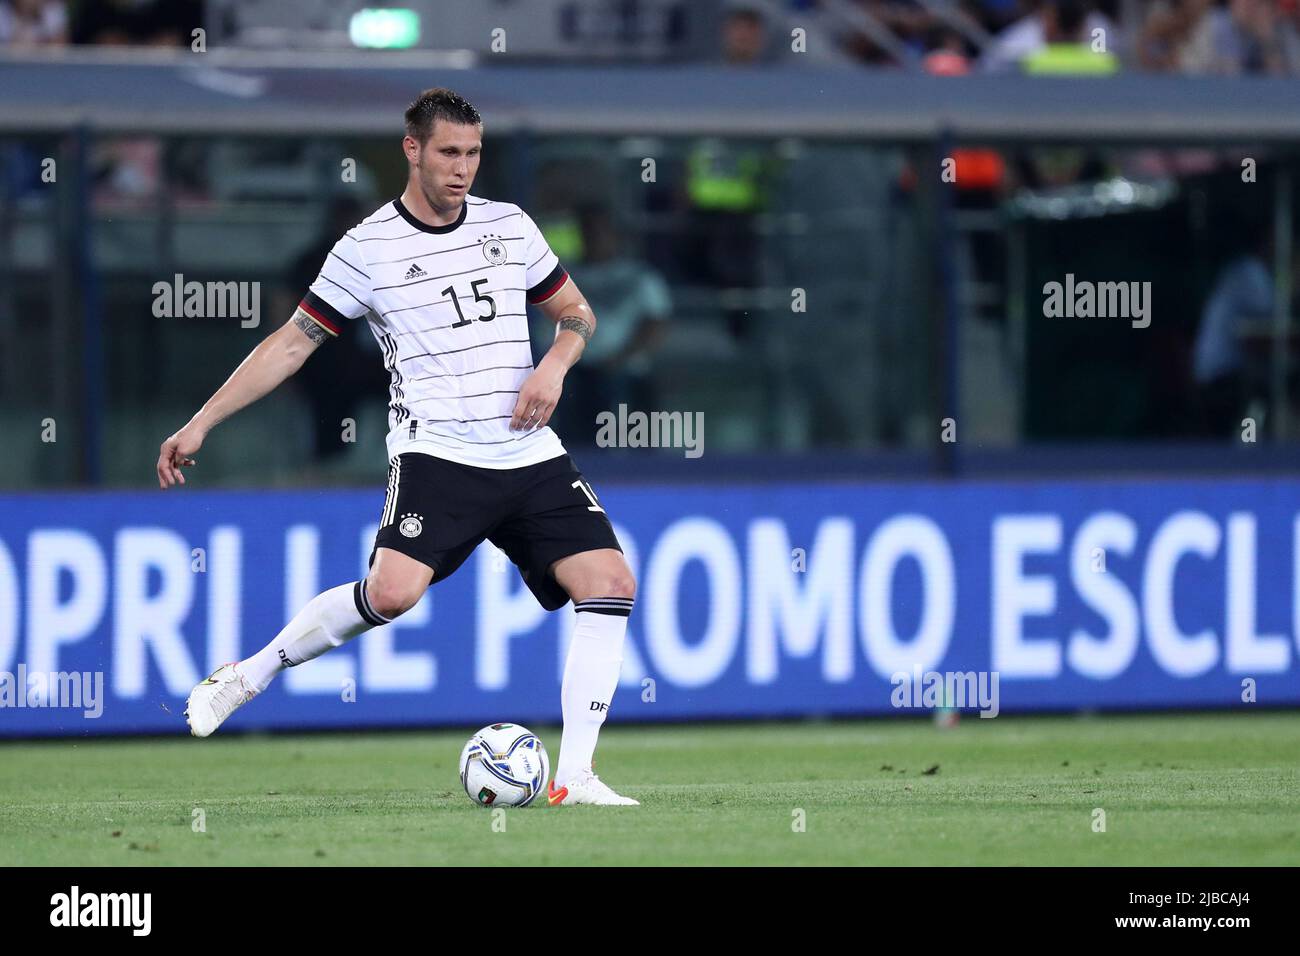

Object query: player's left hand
[511,362,563,431]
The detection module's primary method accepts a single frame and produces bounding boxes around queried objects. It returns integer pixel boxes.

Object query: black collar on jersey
[393,196,468,234]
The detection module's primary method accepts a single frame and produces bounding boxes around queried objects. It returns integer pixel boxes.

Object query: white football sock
[237,581,390,692]
[555,597,633,787]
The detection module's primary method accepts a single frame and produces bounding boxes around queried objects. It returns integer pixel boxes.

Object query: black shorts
[368,452,622,611]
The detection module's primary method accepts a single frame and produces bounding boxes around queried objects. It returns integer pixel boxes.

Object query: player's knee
[602,569,637,601]
[365,576,424,620]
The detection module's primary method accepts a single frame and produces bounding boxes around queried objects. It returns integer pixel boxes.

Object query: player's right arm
[156,308,331,488]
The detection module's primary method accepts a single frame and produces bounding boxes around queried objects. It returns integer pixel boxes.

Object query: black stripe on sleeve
[303,289,355,327]
[526,263,568,304]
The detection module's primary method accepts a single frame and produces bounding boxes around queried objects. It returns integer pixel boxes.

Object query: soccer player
[156,89,638,806]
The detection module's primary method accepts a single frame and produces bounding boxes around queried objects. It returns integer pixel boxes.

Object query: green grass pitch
[1,712,1296,866]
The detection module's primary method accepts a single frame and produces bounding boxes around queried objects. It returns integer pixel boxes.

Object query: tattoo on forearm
[559,316,592,343]
[292,307,332,345]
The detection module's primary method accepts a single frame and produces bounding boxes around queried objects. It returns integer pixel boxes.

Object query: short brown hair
[404,88,483,143]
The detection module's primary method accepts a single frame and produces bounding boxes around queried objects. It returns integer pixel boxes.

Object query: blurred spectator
[922,26,976,72]
[0,0,67,46]
[1282,0,1300,72]
[553,204,671,444]
[1136,0,1211,70]
[71,0,202,47]
[91,138,162,206]
[1197,0,1286,74]
[1138,0,1287,74]
[981,0,1116,72]
[719,4,776,65]
[681,135,770,341]
[1192,223,1276,435]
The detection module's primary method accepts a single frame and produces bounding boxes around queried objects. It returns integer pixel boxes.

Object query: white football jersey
[299,195,571,469]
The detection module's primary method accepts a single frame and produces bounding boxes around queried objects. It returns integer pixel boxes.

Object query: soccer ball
[458,723,550,807]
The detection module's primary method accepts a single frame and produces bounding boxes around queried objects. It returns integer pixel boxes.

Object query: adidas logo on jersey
[404,263,427,280]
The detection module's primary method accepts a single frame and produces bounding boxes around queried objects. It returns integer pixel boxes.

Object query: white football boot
[185,663,257,737]
[548,769,640,806]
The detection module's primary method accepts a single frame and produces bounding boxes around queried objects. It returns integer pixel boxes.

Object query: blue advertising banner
[1,476,1297,736]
